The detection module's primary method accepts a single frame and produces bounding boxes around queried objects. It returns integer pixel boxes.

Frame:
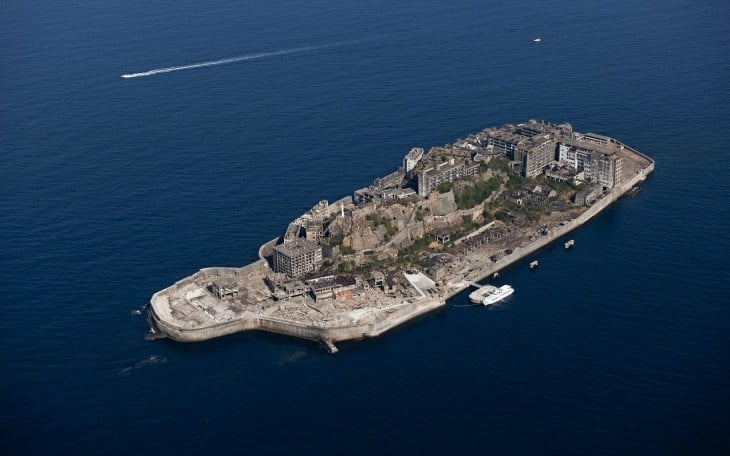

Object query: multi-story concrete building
[403,147,424,176]
[304,221,323,243]
[482,124,527,159]
[272,238,323,278]
[211,280,239,300]
[595,152,623,188]
[523,136,557,178]
[480,120,569,177]
[416,159,480,196]
[405,120,625,193]
[380,188,417,200]
[558,138,623,188]
[306,275,357,302]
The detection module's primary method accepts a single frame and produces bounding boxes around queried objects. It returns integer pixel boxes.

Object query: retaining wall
[150,160,654,351]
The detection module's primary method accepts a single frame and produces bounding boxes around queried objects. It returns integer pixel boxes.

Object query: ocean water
[2,0,729,454]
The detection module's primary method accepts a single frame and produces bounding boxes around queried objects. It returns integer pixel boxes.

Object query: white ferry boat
[483,285,514,305]
[469,285,497,304]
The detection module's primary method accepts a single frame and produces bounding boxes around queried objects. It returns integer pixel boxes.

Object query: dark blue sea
[2,0,729,454]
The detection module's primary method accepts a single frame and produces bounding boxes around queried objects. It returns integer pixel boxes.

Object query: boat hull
[483,285,514,305]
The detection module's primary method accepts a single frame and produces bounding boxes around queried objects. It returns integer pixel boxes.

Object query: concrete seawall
[149,160,653,353]
[258,238,279,261]
[149,291,445,353]
[147,257,448,352]
[446,161,655,298]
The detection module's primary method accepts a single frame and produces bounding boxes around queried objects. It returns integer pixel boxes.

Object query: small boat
[469,284,497,304]
[564,239,575,249]
[533,38,542,42]
[483,285,514,305]
[529,260,539,269]
[626,186,641,197]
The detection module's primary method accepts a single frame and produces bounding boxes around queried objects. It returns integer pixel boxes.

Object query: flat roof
[560,138,618,156]
[405,147,424,159]
[273,238,320,257]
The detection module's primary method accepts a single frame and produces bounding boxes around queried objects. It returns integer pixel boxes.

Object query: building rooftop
[545,162,581,179]
[405,147,424,160]
[561,138,619,156]
[420,160,471,178]
[273,238,320,257]
[281,280,307,293]
[307,275,356,291]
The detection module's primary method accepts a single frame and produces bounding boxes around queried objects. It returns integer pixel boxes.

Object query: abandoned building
[272,238,323,278]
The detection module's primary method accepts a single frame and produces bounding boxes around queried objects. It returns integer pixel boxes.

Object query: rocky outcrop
[348,211,380,251]
[429,190,457,216]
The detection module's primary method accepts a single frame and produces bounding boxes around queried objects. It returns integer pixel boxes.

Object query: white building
[403,147,424,175]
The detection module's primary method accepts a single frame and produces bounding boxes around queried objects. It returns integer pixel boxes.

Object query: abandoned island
[147,120,654,353]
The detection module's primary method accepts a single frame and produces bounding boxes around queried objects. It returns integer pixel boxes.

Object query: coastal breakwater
[148,264,446,353]
[147,122,654,353]
[149,161,651,352]
[447,159,655,298]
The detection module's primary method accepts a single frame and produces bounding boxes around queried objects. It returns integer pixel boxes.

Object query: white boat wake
[121,40,359,79]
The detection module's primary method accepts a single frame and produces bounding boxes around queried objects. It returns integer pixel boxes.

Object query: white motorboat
[469,285,497,304]
[483,285,514,305]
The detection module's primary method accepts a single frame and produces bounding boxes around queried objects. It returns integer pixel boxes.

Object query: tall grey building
[272,239,323,277]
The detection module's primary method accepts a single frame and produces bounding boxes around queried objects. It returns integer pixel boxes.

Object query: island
[147,120,654,353]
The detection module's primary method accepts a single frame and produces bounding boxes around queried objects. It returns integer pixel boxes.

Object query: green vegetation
[484,157,512,173]
[383,218,397,237]
[482,208,493,223]
[461,215,476,231]
[339,235,433,274]
[455,176,502,209]
[442,214,490,242]
[392,235,434,270]
[525,210,541,224]
[437,182,453,194]
[398,235,431,257]
[367,213,398,237]
[490,196,548,226]
[330,156,580,276]
[354,256,395,274]
[534,175,576,195]
[506,173,524,191]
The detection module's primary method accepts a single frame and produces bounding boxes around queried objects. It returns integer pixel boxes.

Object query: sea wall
[150,296,446,352]
[258,238,279,261]
[149,159,654,352]
[447,161,655,298]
